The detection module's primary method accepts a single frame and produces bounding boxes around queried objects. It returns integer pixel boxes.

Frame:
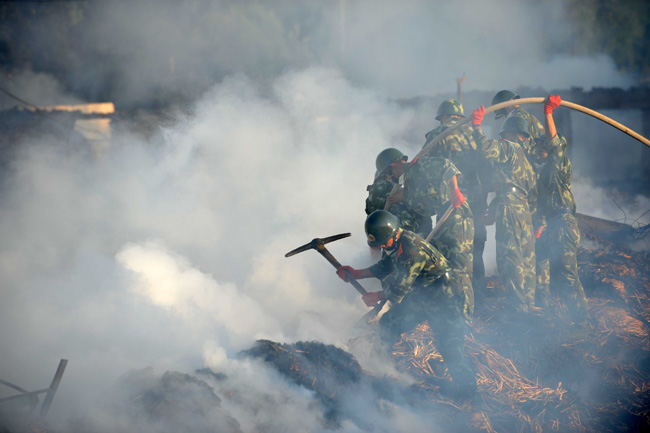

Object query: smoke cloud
[0,1,647,432]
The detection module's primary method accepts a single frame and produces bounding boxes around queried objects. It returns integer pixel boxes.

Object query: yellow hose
[419,97,650,159]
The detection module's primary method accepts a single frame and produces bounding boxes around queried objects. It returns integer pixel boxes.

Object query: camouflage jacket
[403,155,461,218]
[473,128,537,212]
[365,174,423,233]
[508,107,544,160]
[426,117,490,203]
[369,229,451,303]
[366,174,399,215]
[535,134,576,226]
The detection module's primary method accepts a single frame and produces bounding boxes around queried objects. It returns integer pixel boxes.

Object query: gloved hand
[362,291,386,307]
[471,105,485,126]
[450,187,466,208]
[544,95,561,114]
[336,266,362,282]
[535,226,544,239]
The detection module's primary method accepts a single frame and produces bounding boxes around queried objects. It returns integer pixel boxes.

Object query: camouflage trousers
[494,199,536,312]
[378,280,476,394]
[430,201,475,318]
[535,240,550,307]
[468,194,488,301]
[536,213,588,319]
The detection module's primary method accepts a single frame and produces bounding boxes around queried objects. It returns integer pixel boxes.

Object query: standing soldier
[336,210,477,398]
[425,99,491,303]
[492,89,549,306]
[470,106,537,314]
[533,95,589,320]
[491,90,545,157]
[384,151,475,318]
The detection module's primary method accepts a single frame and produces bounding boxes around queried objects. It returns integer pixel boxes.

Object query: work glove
[362,291,386,307]
[544,95,561,114]
[471,105,485,126]
[450,187,466,208]
[336,265,362,282]
[534,225,544,239]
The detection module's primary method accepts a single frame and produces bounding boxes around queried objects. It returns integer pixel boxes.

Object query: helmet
[491,90,520,119]
[499,116,530,138]
[375,148,407,177]
[435,99,465,121]
[365,210,400,247]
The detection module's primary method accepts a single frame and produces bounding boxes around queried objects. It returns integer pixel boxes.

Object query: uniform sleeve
[369,254,394,280]
[473,129,509,164]
[441,159,461,184]
[365,180,392,215]
[547,133,567,157]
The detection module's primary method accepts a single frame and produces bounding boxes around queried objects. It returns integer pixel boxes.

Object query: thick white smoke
[0,67,423,431]
[0,1,646,431]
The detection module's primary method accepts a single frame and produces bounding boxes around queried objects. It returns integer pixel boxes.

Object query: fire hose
[420,97,650,158]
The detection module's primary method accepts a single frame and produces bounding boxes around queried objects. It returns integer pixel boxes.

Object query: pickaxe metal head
[284,232,367,295]
[284,233,351,257]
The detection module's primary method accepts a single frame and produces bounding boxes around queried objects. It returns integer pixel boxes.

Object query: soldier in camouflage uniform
[533,95,589,320]
[471,106,538,313]
[492,90,549,307]
[336,210,476,397]
[492,90,545,159]
[425,99,491,303]
[367,148,431,236]
[400,154,475,318]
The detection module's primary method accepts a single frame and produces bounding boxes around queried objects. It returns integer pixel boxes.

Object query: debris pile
[243,225,650,432]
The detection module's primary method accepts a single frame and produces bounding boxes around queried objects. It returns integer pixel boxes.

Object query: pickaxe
[285,233,386,318]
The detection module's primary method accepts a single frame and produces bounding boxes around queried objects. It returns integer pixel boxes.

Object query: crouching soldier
[533,95,589,321]
[336,210,477,398]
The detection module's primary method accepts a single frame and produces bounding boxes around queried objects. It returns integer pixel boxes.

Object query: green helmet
[375,148,407,177]
[499,115,530,138]
[491,90,520,119]
[435,99,465,121]
[365,210,400,247]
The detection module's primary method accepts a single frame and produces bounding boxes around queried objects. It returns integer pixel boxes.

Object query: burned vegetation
[239,218,650,432]
[3,218,649,433]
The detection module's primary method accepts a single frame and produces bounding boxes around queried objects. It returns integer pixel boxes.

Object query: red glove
[535,226,544,239]
[471,105,485,126]
[450,187,466,208]
[336,266,362,282]
[544,95,561,114]
[362,291,386,307]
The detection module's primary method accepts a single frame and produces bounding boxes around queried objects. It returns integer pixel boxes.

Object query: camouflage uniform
[535,134,588,318]
[369,229,476,394]
[507,107,544,159]
[473,129,537,312]
[402,156,475,317]
[507,107,549,305]
[426,117,491,301]
[365,174,431,236]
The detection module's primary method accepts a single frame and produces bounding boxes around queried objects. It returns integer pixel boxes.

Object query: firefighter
[492,89,549,308]
[381,147,474,317]
[533,95,589,320]
[336,210,477,398]
[471,106,538,313]
[426,99,491,304]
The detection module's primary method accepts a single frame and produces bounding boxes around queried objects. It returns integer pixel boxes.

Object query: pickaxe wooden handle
[285,233,367,295]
